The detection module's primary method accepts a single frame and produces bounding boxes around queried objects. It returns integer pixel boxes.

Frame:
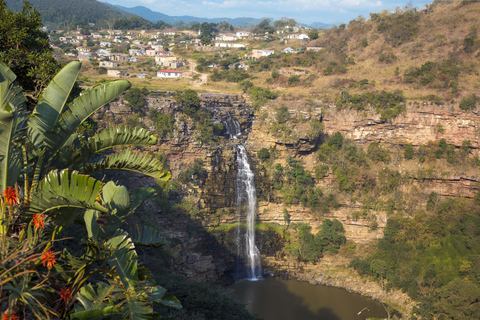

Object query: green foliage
[404,143,414,160]
[148,109,174,138]
[273,157,339,213]
[307,29,319,40]
[367,142,391,163]
[238,80,253,93]
[370,6,420,46]
[210,68,250,83]
[257,148,270,162]
[287,219,346,263]
[459,94,478,111]
[177,159,206,185]
[275,105,290,124]
[0,0,60,97]
[336,89,405,122]
[114,16,170,30]
[287,75,300,85]
[124,87,149,113]
[247,86,277,110]
[404,57,463,89]
[351,198,480,319]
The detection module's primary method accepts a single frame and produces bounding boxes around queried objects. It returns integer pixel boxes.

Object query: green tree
[307,29,319,40]
[404,143,414,159]
[0,0,60,99]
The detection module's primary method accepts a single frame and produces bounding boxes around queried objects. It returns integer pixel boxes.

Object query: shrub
[459,94,478,111]
[257,148,270,162]
[404,143,414,159]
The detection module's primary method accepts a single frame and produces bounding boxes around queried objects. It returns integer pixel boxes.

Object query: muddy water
[231,277,388,320]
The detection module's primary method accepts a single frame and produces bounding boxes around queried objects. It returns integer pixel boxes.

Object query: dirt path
[188,59,208,88]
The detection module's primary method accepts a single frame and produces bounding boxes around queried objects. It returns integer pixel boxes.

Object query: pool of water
[230,277,388,320]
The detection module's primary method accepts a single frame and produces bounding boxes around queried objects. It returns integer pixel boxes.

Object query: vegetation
[0,61,178,319]
[351,198,480,320]
[286,219,346,263]
[0,0,60,98]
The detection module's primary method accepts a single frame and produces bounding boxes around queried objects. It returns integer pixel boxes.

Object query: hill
[4,0,133,28]
[113,4,266,27]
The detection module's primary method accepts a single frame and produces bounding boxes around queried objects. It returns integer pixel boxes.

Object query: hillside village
[48,22,316,80]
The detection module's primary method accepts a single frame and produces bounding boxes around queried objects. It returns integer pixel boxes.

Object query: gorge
[96,90,480,318]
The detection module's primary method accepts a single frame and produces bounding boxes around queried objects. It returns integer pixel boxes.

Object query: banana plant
[0,60,169,199]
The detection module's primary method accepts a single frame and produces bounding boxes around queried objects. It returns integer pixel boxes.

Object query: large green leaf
[106,230,138,290]
[0,62,27,193]
[81,149,171,180]
[29,169,108,216]
[71,282,120,320]
[28,61,81,149]
[131,187,156,212]
[131,225,167,247]
[121,290,152,320]
[83,125,157,156]
[41,80,131,159]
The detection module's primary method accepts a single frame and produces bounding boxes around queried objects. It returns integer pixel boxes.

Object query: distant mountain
[309,21,331,29]
[5,0,133,28]
[113,5,266,27]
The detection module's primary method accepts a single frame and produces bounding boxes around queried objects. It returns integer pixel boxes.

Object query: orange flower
[2,187,18,205]
[2,313,19,320]
[33,214,45,229]
[59,288,72,303]
[40,250,57,269]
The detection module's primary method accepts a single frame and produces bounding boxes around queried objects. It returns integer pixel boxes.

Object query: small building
[130,56,139,63]
[281,47,295,53]
[110,54,129,62]
[214,42,246,48]
[251,49,274,59]
[100,41,111,47]
[107,69,127,77]
[159,60,184,68]
[306,46,323,52]
[145,48,156,56]
[99,61,119,68]
[138,73,148,79]
[157,69,182,78]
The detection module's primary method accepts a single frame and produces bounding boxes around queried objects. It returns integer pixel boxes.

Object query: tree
[307,29,319,40]
[0,0,60,99]
[253,19,275,34]
[239,80,253,93]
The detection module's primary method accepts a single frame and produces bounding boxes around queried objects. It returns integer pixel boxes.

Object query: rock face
[99,93,480,311]
[323,103,480,149]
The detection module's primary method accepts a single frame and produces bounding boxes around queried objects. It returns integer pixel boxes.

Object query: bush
[459,94,478,111]
[367,142,391,163]
[404,143,414,159]
[257,148,270,162]
[275,105,290,123]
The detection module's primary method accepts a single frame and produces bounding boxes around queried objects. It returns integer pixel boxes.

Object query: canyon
[97,92,480,315]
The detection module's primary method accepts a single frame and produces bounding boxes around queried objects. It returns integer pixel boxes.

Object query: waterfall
[236,145,262,280]
[224,114,262,280]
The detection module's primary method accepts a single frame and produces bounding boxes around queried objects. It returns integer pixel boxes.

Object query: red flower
[2,313,19,320]
[2,187,18,205]
[59,288,72,303]
[33,214,45,229]
[40,250,57,269]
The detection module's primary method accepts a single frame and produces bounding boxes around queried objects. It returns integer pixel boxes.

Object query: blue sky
[102,0,434,24]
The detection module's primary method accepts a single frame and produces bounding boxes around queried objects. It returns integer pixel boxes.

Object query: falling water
[224,114,262,280]
[236,145,262,280]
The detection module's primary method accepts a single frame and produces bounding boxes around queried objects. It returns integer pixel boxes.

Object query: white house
[100,41,111,47]
[99,61,119,68]
[214,42,246,48]
[251,49,275,59]
[107,70,126,77]
[157,69,182,78]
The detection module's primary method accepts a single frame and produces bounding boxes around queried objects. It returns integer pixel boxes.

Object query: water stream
[224,114,262,280]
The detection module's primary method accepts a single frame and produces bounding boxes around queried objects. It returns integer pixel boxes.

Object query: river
[231,277,388,320]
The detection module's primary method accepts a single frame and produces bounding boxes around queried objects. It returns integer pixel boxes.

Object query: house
[306,46,323,52]
[129,49,140,55]
[107,70,127,77]
[251,49,275,59]
[99,61,119,68]
[236,31,251,38]
[214,42,246,48]
[287,33,309,40]
[138,73,148,79]
[157,69,182,78]
[77,47,90,53]
[92,34,102,39]
[130,56,139,63]
[100,41,111,47]
[154,52,176,65]
[145,48,156,56]
[59,36,72,42]
[110,53,129,62]
[96,49,110,56]
[281,47,295,53]
[159,60,184,68]
[215,33,237,41]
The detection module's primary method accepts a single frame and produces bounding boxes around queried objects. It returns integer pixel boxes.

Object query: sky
[101,0,435,25]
